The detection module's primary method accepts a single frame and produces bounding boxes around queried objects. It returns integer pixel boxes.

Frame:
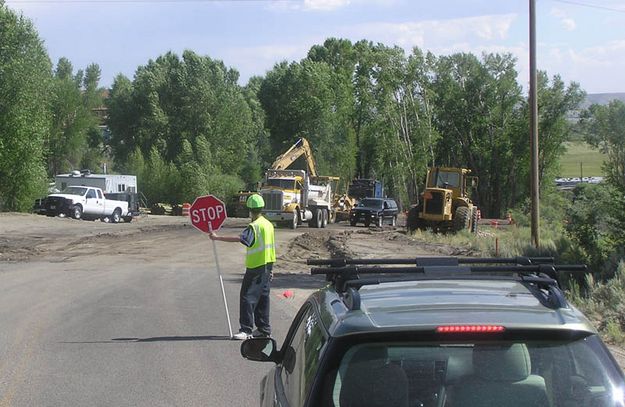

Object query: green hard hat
[246,194,265,209]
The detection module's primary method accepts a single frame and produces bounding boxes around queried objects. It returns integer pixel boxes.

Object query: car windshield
[358,199,383,209]
[429,170,461,188]
[332,337,625,407]
[265,178,296,190]
[61,186,88,196]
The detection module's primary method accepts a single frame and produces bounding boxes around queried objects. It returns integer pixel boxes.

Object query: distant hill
[580,93,625,109]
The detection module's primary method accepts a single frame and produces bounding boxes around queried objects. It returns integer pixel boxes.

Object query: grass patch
[410,225,563,258]
[567,262,625,346]
[559,141,606,177]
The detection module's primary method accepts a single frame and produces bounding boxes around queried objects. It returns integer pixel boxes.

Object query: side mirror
[240,338,279,363]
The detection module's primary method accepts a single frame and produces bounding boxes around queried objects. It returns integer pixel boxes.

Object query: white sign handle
[209,222,233,338]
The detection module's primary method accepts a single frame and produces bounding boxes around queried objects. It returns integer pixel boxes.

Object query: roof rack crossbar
[311,266,427,275]
[311,264,586,276]
[306,256,556,267]
[470,265,587,273]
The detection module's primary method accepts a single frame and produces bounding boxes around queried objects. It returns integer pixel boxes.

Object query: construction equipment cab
[407,167,479,233]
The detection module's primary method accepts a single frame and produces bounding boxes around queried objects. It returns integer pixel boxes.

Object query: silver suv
[241,257,625,407]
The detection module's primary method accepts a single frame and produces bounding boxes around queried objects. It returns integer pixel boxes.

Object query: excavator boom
[270,138,317,177]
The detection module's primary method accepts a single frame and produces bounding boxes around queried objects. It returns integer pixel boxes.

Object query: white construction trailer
[55,171,137,194]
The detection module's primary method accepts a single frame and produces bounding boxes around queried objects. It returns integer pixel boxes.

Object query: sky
[4,0,625,94]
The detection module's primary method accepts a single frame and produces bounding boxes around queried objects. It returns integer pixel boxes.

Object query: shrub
[567,261,625,345]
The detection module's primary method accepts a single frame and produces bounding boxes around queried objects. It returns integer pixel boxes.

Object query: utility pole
[580,162,583,180]
[530,0,540,248]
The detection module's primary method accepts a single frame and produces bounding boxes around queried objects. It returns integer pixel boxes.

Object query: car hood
[353,206,382,211]
[48,193,82,200]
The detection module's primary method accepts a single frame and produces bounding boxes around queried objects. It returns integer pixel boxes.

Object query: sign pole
[209,223,233,338]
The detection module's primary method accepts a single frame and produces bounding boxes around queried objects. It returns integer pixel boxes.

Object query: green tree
[364,45,438,204]
[566,183,625,279]
[307,38,358,185]
[581,100,625,191]
[46,58,104,175]
[106,50,259,203]
[259,56,356,183]
[241,76,271,187]
[432,52,523,217]
[0,5,52,211]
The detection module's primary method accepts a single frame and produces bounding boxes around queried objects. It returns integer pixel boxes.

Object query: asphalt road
[3,213,624,406]
[0,218,319,407]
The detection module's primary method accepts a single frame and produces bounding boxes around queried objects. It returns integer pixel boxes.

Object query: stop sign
[189,195,228,233]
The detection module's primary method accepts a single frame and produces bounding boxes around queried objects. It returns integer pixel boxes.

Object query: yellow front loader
[407,167,479,234]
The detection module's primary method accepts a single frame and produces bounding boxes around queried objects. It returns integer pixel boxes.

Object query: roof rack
[307,257,587,310]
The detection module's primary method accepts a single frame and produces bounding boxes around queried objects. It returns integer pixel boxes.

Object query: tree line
[2,4,625,223]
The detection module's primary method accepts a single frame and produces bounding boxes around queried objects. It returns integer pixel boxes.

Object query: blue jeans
[239,263,272,334]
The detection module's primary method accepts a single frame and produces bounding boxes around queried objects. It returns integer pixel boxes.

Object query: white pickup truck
[43,186,133,223]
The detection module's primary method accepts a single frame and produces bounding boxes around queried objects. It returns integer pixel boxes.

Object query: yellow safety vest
[246,216,276,269]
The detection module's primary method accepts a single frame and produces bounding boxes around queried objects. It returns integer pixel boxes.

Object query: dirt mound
[280,230,357,261]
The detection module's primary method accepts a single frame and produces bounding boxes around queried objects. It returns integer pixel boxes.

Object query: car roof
[308,257,596,339]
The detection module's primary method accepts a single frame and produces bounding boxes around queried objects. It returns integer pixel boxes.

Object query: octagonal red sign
[189,195,228,233]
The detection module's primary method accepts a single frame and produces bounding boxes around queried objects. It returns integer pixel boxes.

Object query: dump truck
[406,167,479,233]
[259,138,338,229]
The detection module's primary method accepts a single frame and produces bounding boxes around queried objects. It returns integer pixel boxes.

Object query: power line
[6,0,293,3]
[550,0,625,13]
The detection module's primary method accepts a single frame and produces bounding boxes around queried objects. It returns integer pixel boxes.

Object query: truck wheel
[111,208,121,224]
[72,205,83,220]
[321,209,328,228]
[290,211,298,230]
[391,216,397,227]
[377,216,383,227]
[123,216,133,223]
[309,209,321,228]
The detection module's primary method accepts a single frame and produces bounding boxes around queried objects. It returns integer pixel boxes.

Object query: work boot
[232,331,252,340]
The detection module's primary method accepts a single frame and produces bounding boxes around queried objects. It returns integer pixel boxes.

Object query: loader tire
[470,207,479,234]
[453,206,471,232]
[406,205,424,232]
